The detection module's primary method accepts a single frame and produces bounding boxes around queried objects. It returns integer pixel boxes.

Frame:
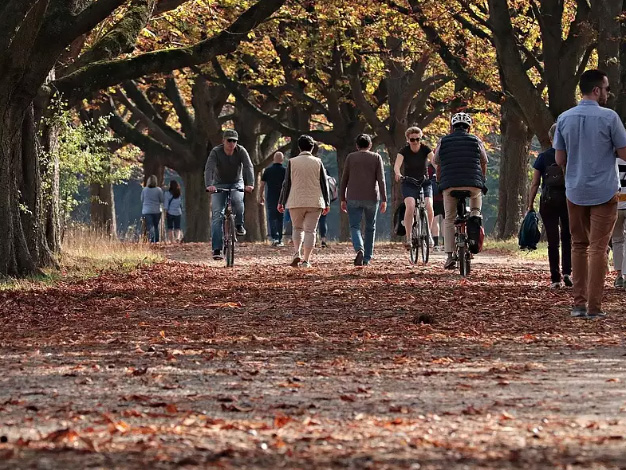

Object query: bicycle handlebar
[400,176,426,187]
[206,188,246,193]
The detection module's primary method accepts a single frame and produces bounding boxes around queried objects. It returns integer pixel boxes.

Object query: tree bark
[90,182,117,236]
[179,170,210,242]
[495,100,532,239]
[336,143,353,241]
[244,171,266,242]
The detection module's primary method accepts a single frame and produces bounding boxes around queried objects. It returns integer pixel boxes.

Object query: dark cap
[223,129,239,140]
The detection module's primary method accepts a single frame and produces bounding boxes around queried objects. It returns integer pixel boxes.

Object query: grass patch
[483,237,548,260]
[0,226,162,290]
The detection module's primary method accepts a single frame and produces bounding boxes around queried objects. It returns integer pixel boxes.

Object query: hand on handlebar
[394,172,402,182]
[244,185,254,193]
[206,185,217,193]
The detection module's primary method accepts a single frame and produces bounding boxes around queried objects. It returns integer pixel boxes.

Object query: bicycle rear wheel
[419,210,430,264]
[224,214,236,267]
[459,244,470,277]
[409,220,419,264]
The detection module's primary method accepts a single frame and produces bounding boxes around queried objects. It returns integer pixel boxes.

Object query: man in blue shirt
[554,69,626,319]
[259,151,287,246]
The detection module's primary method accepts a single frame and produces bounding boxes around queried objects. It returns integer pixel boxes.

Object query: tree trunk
[495,100,532,239]
[243,171,265,242]
[90,182,117,236]
[335,143,353,241]
[180,170,210,242]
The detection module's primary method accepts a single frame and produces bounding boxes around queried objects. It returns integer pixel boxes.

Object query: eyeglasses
[409,137,421,143]
[226,139,238,143]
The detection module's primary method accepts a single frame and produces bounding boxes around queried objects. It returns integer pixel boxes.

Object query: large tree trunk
[243,170,266,242]
[335,143,354,241]
[495,100,532,239]
[90,182,117,236]
[180,170,210,242]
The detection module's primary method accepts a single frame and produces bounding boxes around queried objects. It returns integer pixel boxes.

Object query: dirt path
[0,243,625,469]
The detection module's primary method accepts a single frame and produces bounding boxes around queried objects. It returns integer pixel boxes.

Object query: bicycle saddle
[450,190,471,199]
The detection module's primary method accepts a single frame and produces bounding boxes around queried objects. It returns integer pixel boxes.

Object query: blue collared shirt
[553,99,626,205]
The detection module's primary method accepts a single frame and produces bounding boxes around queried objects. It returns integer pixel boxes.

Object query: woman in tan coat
[278,135,331,267]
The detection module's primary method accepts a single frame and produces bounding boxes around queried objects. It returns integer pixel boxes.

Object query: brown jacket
[340,150,387,202]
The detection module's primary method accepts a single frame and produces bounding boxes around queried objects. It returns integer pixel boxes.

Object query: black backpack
[541,164,566,205]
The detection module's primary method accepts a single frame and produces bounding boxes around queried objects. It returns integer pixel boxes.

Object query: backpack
[541,164,566,205]
[467,215,484,254]
[327,176,338,202]
[519,210,541,250]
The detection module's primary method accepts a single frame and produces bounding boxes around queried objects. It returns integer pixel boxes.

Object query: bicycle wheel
[419,209,430,264]
[409,219,419,264]
[224,214,235,267]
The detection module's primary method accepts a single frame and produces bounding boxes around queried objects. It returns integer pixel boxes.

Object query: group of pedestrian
[140,176,183,244]
[527,69,626,319]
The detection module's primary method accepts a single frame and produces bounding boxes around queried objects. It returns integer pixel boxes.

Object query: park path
[0,243,625,469]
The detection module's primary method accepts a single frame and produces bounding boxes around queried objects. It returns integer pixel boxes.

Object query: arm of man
[204,148,217,190]
[377,154,387,213]
[340,155,350,212]
[552,120,568,167]
[240,147,255,191]
[277,160,291,212]
[319,163,331,213]
[528,169,541,211]
[433,144,441,182]
[478,141,488,178]
[394,153,404,181]
[258,180,266,204]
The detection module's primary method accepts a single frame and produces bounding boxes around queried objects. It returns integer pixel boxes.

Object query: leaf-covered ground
[1,243,625,469]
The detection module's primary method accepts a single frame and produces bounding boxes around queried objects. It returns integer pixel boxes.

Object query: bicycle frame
[209,188,244,267]
[402,176,430,264]
[451,192,471,276]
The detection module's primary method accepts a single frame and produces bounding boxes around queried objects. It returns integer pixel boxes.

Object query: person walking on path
[554,69,626,318]
[141,175,164,243]
[164,180,183,243]
[278,135,330,268]
[610,157,626,288]
[434,112,488,270]
[527,124,572,289]
[340,133,387,266]
[259,151,287,246]
[205,129,254,260]
[394,126,435,249]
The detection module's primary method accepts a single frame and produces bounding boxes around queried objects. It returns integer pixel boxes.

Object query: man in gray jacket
[340,134,387,266]
[205,129,254,260]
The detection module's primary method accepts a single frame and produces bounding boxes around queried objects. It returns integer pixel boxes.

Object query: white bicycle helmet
[451,112,472,127]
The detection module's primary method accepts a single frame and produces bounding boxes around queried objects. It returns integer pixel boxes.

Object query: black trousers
[540,198,571,282]
[267,202,284,242]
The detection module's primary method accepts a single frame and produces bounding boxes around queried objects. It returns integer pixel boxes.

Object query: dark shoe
[570,306,587,318]
[614,276,624,288]
[321,241,328,248]
[290,254,301,267]
[212,249,223,260]
[586,311,607,319]
[354,250,364,266]
[444,257,456,270]
[236,225,246,236]
[563,274,573,287]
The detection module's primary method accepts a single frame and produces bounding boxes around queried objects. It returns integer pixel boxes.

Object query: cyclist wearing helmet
[434,112,488,269]
[394,126,435,249]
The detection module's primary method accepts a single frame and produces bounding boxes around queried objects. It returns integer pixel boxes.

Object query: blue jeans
[144,213,161,242]
[267,200,284,242]
[347,200,378,262]
[211,183,244,251]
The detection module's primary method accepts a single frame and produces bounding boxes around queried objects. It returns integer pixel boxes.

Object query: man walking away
[260,151,286,246]
[205,129,254,260]
[340,133,387,266]
[554,69,626,318]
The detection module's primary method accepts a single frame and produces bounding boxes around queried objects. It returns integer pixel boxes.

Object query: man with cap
[205,129,254,260]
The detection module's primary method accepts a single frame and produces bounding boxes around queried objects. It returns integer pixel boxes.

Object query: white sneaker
[550,281,562,289]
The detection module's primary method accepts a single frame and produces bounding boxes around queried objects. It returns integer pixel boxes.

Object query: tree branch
[164,75,195,138]
[53,0,286,97]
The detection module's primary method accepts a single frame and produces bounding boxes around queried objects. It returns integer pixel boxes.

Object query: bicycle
[208,187,244,267]
[401,176,430,265]
[450,190,471,276]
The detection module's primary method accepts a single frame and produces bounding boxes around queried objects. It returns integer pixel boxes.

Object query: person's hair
[146,175,158,188]
[356,133,372,149]
[548,123,557,142]
[579,69,607,95]
[298,134,315,152]
[405,126,422,138]
[169,180,181,198]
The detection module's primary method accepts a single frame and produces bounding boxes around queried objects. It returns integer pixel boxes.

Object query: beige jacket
[279,152,330,209]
